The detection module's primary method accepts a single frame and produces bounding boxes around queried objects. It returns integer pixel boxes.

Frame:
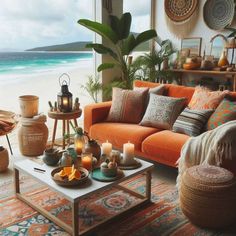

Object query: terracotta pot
[84,139,101,161]
[19,95,39,118]
[0,146,9,172]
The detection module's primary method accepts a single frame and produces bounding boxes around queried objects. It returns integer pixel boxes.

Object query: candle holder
[57,73,73,113]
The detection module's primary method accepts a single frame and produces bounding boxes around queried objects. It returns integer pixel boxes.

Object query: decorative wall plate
[203,0,235,30]
[165,0,198,23]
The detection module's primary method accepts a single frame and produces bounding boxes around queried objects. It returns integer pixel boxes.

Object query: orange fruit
[58,170,67,177]
[63,166,72,175]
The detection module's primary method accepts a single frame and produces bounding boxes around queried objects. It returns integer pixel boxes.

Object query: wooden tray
[118,158,142,170]
[91,168,124,182]
[51,166,89,187]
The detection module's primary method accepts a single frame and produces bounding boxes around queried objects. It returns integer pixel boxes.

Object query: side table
[48,109,82,149]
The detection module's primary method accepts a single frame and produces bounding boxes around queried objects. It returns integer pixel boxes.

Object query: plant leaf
[120,12,131,39]
[135,30,157,47]
[78,19,118,44]
[122,34,136,55]
[97,63,115,72]
[86,43,118,59]
[110,15,122,39]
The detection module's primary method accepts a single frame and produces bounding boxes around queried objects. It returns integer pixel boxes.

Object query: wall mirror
[210,34,227,59]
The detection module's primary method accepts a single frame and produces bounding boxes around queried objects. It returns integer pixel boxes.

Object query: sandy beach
[0,58,96,149]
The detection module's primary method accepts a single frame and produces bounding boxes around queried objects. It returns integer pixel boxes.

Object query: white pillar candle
[101,140,112,156]
[123,141,135,164]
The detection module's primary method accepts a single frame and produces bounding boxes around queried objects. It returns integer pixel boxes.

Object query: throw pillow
[188,86,229,110]
[173,108,213,137]
[106,87,149,124]
[140,94,186,130]
[207,98,236,130]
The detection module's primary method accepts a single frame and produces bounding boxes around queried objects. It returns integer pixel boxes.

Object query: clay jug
[218,51,229,67]
[0,146,9,172]
[85,139,101,161]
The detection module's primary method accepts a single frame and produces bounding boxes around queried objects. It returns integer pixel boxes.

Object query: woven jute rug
[0,174,235,236]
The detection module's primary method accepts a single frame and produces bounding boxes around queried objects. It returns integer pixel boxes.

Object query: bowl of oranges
[51,165,89,186]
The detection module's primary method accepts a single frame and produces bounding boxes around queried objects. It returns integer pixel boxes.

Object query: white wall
[155,0,229,56]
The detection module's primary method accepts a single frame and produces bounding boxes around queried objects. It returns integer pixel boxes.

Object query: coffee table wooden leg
[62,119,66,149]
[14,168,20,194]
[72,201,79,236]
[67,120,70,145]
[146,170,152,201]
[52,119,58,148]
[74,119,78,128]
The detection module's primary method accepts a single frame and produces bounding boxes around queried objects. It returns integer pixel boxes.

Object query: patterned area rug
[0,174,235,236]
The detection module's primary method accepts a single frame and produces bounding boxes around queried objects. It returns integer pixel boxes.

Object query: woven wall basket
[164,0,199,38]
[203,0,235,30]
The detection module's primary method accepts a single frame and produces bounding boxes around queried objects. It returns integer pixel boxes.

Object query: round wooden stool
[179,165,236,228]
[48,109,82,149]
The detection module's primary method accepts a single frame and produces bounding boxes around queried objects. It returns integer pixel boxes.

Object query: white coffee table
[14,159,153,236]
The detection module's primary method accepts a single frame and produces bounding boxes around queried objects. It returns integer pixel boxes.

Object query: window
[123,0,152,51]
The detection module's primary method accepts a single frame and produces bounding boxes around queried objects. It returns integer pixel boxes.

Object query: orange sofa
[84,80,236,168]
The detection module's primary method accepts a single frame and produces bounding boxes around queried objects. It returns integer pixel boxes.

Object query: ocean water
[0,52,92,79]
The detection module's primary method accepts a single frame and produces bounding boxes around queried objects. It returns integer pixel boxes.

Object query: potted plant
[78,12,157,90]
[130,36,176,82]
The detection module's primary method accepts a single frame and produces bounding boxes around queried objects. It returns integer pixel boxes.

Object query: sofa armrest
[84,101,112,132]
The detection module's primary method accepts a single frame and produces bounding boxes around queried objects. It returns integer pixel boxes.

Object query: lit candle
[62,97,68,105]
[81,153,92,171]
[123,141,135,164]
[101,140,112,156]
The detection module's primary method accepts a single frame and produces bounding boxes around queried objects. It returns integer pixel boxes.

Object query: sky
[0,0,150,51]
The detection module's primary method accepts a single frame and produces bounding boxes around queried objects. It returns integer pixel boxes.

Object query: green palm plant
[81,75,102,103]
[78,12,157,89]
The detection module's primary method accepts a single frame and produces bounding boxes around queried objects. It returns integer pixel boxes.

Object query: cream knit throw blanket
[177,120,236,187]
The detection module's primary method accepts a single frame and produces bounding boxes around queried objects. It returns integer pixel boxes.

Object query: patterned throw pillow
[207,99,236,130]
[188,86,229,110]
[173,108,213,136]
[140,94,186,130]
[107,87,149,123]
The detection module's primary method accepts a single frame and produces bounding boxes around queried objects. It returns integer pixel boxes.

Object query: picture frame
[181,37,202,56]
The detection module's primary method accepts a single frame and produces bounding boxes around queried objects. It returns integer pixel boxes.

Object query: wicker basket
[179,165,236,228]
[0,147,9,172]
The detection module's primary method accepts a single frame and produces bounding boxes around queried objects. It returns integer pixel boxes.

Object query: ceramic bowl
[100,166,117,177]
[43,148,62,166]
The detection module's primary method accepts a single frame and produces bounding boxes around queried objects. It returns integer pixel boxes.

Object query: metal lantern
[57,73,73,113]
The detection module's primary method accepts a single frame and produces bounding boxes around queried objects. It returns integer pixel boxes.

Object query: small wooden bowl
[51,166,89,186]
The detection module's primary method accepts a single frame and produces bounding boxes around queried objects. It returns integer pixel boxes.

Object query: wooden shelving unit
[170,69,236,91]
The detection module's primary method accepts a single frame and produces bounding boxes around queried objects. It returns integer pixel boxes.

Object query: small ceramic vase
[59,152,73,167]
[0,146,9,172]
[84,139,101,161]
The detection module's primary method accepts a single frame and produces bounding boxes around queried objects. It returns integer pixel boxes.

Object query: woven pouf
[179,165,236,228]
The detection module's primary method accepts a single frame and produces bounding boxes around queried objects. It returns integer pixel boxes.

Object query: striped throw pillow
[173,108,213,136]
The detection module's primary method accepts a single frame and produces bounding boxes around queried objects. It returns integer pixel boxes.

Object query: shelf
[170,69,236,75]
[169,69,236,91]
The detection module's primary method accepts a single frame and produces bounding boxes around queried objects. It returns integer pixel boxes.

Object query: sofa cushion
[90,122,159,151]
[173,108,213,136]
[140,94,186,130]
[207,98,236,130]
[188,86,228,110]
[106,87,148,124]
[142,130,189,165]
